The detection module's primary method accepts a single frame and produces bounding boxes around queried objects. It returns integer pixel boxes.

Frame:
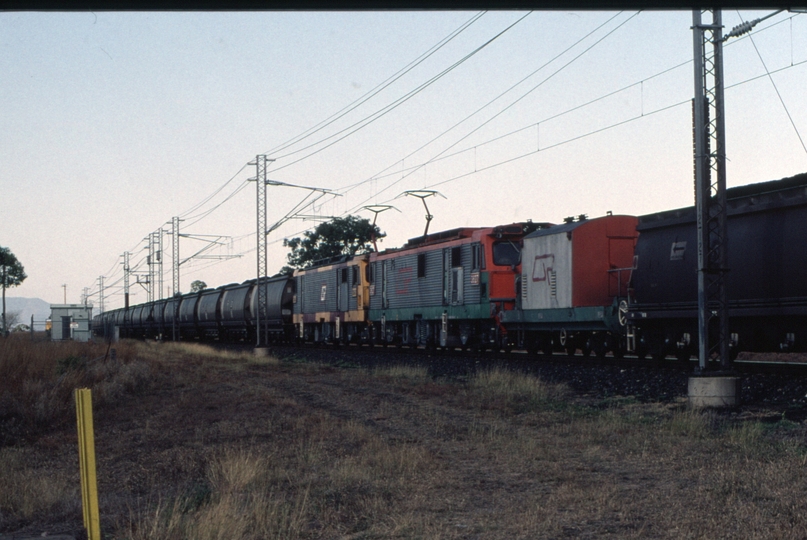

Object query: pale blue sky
[2,10,805,309]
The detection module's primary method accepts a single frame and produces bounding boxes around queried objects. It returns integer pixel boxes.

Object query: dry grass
[467,365,571,414]
[3,338,807,538]
[0,334,151,446]
[0,446,78,523]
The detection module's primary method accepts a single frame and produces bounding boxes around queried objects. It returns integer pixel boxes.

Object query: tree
[4,311,21,330]
[0,246,27,336]
[190,280,207,293]
[282,215,384,271]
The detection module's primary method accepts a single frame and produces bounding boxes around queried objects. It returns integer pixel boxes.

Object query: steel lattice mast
[123,251,130,309]
[172,216,181,341]
[692,9,730,371]
[250,155,273,348]
[156,228,163,301]
[147,234,156,304]
[97,276,104,314]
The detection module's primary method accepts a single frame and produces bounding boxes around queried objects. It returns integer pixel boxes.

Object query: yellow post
[75,388,101,540]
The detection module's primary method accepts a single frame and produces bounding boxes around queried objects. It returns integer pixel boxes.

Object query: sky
[1,10,806,312]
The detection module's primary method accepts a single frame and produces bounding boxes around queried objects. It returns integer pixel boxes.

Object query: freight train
[93,172,807,361]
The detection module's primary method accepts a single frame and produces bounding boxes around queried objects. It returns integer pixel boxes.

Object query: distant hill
[3,297,52,325]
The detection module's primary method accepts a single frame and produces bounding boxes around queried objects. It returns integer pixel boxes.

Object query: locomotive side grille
[549,270,557,298]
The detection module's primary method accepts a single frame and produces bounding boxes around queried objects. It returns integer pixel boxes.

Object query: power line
[338,11,629,200]
[94,11,803,303]
[178,163,250,220]
[263,11,488,158]
[345,11,641,214]
[736,10,807,155]
[267,12,534,173]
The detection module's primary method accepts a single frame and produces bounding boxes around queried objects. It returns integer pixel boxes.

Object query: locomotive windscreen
[492,241,520,266]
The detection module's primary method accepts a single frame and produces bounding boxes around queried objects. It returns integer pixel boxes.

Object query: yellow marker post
[75,388,101,540]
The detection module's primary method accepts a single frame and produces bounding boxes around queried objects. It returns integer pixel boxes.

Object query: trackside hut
[50,304,94,342]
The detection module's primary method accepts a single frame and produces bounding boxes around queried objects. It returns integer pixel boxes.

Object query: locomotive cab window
[492,241,520,266]
[366,263,374,283]
[471,243,482,271]
[341,268,348,284]
[451,246,462,267]
[417,253,426,278]
[351,265,359,285]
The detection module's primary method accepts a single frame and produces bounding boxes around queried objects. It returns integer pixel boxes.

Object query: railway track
[211,341,807,415]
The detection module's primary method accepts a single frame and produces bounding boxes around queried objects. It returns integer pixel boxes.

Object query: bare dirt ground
[3,341,807,539]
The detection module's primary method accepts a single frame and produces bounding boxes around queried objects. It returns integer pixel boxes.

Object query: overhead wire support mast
[171,217,181,342]
[166,216,240,341]
[122,252,130,309]
[692,9,731,372]
[249,154,338,349]
[249,155,275,349]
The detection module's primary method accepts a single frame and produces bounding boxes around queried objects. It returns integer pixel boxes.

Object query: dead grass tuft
[0,336,153,446]
[373,363,430,384]
[0,446,78,528]
[468,366,571,414]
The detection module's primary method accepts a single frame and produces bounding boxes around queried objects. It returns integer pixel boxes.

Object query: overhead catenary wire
[93,11,803,309]
[266,12,534,176]
[263,11,488,158]
[338,11,630,200]
[86,11,635,299]
[736,10,807,155]
[159,29,807,294]
[345,11,642,214]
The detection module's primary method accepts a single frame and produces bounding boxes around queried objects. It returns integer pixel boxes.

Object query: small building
[50,304,94,342]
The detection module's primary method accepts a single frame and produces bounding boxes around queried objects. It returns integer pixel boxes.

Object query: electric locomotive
[499,214,638,357]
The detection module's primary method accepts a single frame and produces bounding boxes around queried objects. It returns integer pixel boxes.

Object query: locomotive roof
[523,218,588,239]
[522,214,629,239]
[638,171,807,229]
[401,221,552,250]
